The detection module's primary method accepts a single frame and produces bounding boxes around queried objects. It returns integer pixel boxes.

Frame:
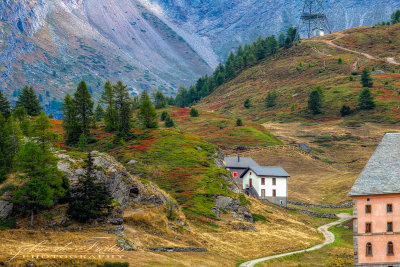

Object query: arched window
[388,241,394,256]
[366,242,373,256]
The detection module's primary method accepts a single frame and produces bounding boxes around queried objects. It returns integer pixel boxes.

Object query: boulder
[214,196,253,223]
[298,143,312,153]
[118,238,137,251]
[0,193,13,220]
[127,160,138,165]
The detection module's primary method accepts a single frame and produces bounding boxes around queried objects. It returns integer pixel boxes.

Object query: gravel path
[239,213,352,267]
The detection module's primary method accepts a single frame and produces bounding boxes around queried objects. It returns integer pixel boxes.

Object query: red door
[249,179,253,187]
[273,189,276,197]
[261,189,266,198]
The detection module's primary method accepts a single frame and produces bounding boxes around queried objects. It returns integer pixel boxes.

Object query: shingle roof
[224,157,259,168]
[349,133,400,196]
[248,166,290,177]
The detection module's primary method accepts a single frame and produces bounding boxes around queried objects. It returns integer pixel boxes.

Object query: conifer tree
[153,91,167,109]
[236,118,243,126]
[32,112,59,152]
[73,81,94,137]
[95,104,104,122]
[278,33,286,48]
[165,116,175,128]
[265,91,278,107]
[361,68,373,88]
[13,107,30,136]
[101,81,118,131]
[244,98,251,109]
[358,88,376,110]
[15,86,42,116]
[13,142,66,226]
[190,107,199,117]
[114,81,132,138]
[68,152,112,222]
[0,91,11,118]
[308,89,322,115]
[161,111,169,121]
[137,91,158,129]
[391,9,400,24]
[62,94,80,145]
[255,36,267,60]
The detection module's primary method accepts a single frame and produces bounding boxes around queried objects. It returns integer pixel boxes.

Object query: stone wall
[288,200,353,209]
[287,207,338,219]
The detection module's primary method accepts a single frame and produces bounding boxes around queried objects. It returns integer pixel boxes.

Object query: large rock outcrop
[57,152,175,209]
[0,192,13,220]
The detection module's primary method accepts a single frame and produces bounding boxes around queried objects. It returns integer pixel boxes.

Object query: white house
[224,157,290,207]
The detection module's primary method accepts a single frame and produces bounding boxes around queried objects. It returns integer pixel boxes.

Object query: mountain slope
[197,24,400,123]
[1,0,400,116]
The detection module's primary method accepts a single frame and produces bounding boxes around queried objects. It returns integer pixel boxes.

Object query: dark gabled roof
[241,166,290,178]
[349,133,400,196]
[224,157,259,169]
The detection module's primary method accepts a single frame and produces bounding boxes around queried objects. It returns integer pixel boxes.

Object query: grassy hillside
[167,107,282,152]
[197,25,400,124]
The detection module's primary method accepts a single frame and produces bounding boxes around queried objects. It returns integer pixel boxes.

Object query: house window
[366,242,373,256]
[388,222,393,232]
[365,223,372,233]
[272,178,276,185]
[388,241,394,256]
[365,205,372,214]
[233,172,238,177]
[272,189,276,197]
[261,178,265,185]
[250,172,252,175]
[387,204,393,213]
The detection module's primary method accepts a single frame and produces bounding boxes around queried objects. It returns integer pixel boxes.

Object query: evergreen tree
[216,72,225,86]
[190,107,199,117]
[278,33,286,48]
[244,98,251,109]
[358,88,376,110]
[13,142,66,226]
[165,116,175,128]
[78,133,88,152]
[95,104,105,122]
[255,36,267,60]
[3,115,23,170]
[161,111,169,121]
[153,91,167,109]
[308,90,322,115]
[68,152,112,222]
[15,86,42,116]
[265,91,278,107]
[101,81,118,131]
[391,9,400,24]
[31,112,59,152]
[137,91,158,129]
[114,81,132,138]
[0,91,11,118]
[13,107,30,136]
[340,104,352,116]
[62,94,80,145]
[361,68,373,88]
[73,81,94,137]
[236,118,243,126]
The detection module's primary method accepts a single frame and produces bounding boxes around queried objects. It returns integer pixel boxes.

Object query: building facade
[349,133,400,266]
[225,156,290,207]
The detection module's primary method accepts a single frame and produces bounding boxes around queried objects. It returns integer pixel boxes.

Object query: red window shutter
[233,172,237,177]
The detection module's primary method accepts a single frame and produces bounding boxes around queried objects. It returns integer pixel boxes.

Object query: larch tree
[114,81,132,139]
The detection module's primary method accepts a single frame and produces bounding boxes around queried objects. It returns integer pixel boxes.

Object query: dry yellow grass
[0,199,326,266]
[242,121,400,204]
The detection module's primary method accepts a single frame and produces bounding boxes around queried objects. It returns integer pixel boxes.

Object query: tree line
[172,27,299,108]
[375,9,400,26]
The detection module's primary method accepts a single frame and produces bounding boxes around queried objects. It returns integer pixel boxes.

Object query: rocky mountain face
[0,0,399,116]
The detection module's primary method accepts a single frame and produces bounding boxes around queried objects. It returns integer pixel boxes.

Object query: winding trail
[308,32,399,66]
[239,213,352,267]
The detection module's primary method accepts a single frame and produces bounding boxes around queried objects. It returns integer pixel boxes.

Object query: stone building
[349,133,400,266]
